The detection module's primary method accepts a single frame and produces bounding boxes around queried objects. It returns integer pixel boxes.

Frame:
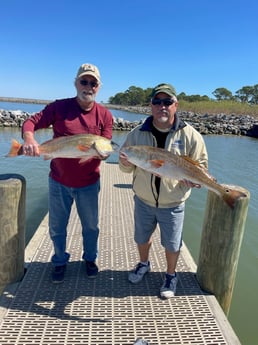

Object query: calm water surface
[0,102,257,345]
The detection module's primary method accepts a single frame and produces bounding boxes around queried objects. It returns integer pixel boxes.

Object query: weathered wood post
[0,174,26,292]
[196,185,249,316]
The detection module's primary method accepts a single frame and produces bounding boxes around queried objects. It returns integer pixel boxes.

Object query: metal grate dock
[0,163,241,345]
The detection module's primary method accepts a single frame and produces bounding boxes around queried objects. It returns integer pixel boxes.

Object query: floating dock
[0,163,241,344]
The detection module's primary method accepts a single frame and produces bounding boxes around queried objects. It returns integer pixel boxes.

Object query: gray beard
[157,116,169,123]
[78,91,95,103]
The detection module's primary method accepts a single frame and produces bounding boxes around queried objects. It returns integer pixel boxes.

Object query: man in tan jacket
[119,83,208,298]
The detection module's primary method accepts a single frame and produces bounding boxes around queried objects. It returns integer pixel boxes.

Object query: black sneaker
[52,264,66,284]
[85,261,98,278]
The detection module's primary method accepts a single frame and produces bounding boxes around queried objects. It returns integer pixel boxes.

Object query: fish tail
[6,139,23,157]
[222,189,247,209]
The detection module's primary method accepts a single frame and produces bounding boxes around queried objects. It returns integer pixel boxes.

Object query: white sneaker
[128,262,150,284]
[160,273,178,299]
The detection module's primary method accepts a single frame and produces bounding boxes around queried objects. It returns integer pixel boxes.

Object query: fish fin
[6,139,23,157]
[77,144,91,152]
[182,156,210,172]
[182,156,217,182]
[222,189,247,209]
[181,155,200,165]
[149,159,165,168]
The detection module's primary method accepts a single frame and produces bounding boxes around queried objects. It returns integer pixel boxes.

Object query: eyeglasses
[151,98,174,106]
[79,80,99,88]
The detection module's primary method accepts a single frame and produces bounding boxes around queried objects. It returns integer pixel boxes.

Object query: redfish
[120,145,246,209]
[7,134,119,163]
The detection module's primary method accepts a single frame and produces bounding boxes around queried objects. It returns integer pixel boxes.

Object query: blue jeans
[48,177,100,266]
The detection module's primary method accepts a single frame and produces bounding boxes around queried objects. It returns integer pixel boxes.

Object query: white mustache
[78,91,95,102]
[157,110,169,117]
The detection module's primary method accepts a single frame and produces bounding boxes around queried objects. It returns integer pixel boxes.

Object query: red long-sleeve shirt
[22,97,114,187]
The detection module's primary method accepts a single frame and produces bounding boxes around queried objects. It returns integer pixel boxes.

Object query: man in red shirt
[22,63,114,283]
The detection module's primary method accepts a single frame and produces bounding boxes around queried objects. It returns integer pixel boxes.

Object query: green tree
[177,92,187,101]
[125,86,145,105]
[144,87,153,104]
[109,92,128,105]
[108,84,258,106]
[235,85,258,104]
[212,88,233,101]
[178,93,210,102]
[251,84,258,104]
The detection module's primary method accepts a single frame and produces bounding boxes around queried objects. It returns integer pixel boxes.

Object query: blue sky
[1,0,257,103]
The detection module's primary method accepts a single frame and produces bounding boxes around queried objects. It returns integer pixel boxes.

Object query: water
[0,102,257,345]
[0,101,46,114]
[183,136,258,345]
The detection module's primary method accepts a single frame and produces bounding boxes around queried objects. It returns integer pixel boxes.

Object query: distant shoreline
[1,97,257,118]
[0,97,151,115]
[0,96,52,105]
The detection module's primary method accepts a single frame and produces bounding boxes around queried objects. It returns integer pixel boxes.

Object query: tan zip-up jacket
[119,115,208,208]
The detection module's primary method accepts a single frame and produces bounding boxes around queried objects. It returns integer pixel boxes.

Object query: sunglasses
[79,80,99,88]
[151,98,174,106]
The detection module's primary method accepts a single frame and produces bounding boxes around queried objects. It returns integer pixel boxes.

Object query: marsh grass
[178,100,258,118]
[108,101,258,120]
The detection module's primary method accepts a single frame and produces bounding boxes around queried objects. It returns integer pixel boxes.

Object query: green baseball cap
[151,83,177,98]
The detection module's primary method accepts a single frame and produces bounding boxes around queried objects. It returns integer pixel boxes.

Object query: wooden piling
[196,185,250,315]
[0,174,26,292]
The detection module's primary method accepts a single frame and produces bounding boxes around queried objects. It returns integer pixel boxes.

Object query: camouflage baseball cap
[151,83,177,98]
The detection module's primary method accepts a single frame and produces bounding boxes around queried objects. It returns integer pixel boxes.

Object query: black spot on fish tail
[222,189,247,209]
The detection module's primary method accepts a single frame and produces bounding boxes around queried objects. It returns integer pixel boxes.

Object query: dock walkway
[0,163,241,344]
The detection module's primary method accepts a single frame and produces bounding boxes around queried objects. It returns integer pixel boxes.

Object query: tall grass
[107,101,258,119]
[178,100,258,118]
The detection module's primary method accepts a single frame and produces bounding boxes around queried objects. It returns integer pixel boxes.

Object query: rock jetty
[0,108,258,138]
